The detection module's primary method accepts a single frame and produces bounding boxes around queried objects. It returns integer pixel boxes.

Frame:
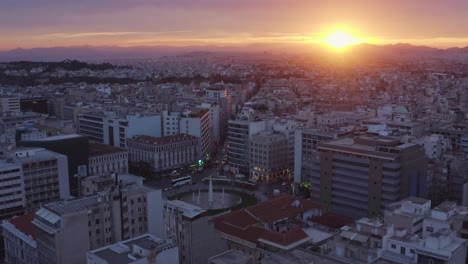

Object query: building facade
[14,148,70,208]
[78,112,162,148]
[127,134,199,173]
[0,157,25,219]
[88,143,128,176]
[0,96,20,114]
[2,213,38,264]
[250,131,289,182]
[32,184,163,264]
[311,136,428,218]
[179,108,212,157]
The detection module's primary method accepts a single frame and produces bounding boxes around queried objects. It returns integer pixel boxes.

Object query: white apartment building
[86,234,179,264]
[384,197,432,234]
[199,102,221,144]
[0,96,20,114]
[382,228,467,264]
[180,108,212,157]
[14,148,70,207]
[0,157,25,219]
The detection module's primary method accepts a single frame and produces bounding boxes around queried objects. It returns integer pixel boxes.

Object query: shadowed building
[311,136,428,218]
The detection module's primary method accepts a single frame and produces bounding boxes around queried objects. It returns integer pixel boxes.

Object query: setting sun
[325,30,360,49]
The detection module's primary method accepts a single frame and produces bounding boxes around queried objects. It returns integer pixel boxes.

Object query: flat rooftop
[32,134,83,141]
[209,250,253,264]
[164,200,205,219]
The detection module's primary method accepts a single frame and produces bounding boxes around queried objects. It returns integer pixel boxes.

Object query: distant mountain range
[0,43,467,62]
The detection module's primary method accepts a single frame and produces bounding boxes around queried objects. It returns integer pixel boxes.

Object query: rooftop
[89,142,127,157]
[44,195,99,216]
[90,234,176,264]
[9,213,36,239]
[129,134,198,146]
[209,250,253,264]
[164,199,206,219]
[29,134,83,142]
[214,196,325,249]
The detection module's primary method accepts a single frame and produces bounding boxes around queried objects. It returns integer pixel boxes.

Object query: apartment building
[163,200,206,264]
[180,108,212,157]
[14,148,70,207]
[250,131,289,182]
[0,96,20,114]
[32,184,163,264]
[0,157,25,219]
[227,119,272,175]
[293,129,340,183]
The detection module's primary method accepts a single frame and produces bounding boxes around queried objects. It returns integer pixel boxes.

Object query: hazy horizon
[1,0,468,51]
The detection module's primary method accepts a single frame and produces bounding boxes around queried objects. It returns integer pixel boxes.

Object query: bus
[172,175,193,187]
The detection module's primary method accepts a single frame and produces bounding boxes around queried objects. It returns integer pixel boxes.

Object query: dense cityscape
[2,1,468,264]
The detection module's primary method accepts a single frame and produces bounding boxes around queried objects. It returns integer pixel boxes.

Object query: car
[281,182,287,186]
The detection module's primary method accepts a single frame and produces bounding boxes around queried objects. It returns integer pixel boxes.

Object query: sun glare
[325,30,359,49]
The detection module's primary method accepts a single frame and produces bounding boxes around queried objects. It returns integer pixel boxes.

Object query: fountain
[178,178,243,210]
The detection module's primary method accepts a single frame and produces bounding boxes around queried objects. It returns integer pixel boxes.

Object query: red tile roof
[214,195,325,249]
[10,212,36,239]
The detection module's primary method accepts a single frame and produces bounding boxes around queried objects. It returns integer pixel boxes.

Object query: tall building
[128,134,199,174]
[311,136,428,218]
[205,86,232,142]
[86,234,179,264]
[179,108,212,157]
[32,184,164,264]
[273,119,299,170]
[0,96,20,114]
[14,148,70,208]
[250,131,289,182]
[227,119,272,175]
[163,200,205,264]
[77,112,162,148]
[293,128,340,183]
[18,134,89,196]
[164,200,226,264]
[199,102,221,144]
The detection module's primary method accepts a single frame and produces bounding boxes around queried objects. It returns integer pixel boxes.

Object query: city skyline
[1,0,468,51]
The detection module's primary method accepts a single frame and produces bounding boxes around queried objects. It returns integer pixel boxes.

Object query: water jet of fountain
[222,187,225,207]
[208,178,214,208]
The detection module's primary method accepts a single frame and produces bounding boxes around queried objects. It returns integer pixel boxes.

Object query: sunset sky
[1,0,468,50]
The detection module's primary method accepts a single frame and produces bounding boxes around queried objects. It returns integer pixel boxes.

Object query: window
[400,246,406,255]
[391,244,396,249]
[426,226,434,232]
[410,249,415,254]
